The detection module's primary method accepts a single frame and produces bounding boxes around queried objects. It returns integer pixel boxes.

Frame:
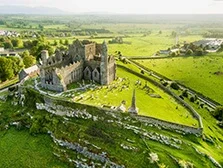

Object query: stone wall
[135,115,203,136]
[85,43,96,60]
[59,61,84,86]
[41,83,64,92]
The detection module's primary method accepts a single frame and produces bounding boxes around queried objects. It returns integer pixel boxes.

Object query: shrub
[185,49,193,55]
[182,90,188,97]
[179,95,184,100]
[85,123,115,144]
[212,106,223,121]
[190,96,195,103]
[170,82,180,90]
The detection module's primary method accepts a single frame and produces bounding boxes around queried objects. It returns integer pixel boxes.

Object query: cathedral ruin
[39,39,116,92]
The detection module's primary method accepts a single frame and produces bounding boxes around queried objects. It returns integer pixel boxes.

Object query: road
[0,82,20,93]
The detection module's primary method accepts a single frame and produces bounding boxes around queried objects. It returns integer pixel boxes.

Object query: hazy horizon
[1,0,223,14]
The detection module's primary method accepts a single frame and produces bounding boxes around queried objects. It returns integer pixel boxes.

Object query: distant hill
[0,5,67,15]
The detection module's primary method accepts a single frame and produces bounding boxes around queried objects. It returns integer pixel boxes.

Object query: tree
[182,90,188,97]
[59,39,63,45]
[0,57,14,82]
[11,39,23,48]
[212,106,223,121]
[20,50,30,58]
[53,40,58,46]
[9,57,24,76]
[171,31,177,37]
[195,48,204,56]
[64,39,69,45]
[38,24,44,31]
[30,42,54,60]
[170,82,180,90]
[23,55,36,68]
[23,40,33,49]
[185,49,193,56]
[189,96,195,103]
[4,40,13,49]
[170,52,176,57]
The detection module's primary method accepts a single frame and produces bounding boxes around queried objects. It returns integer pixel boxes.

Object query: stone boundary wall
[134,115,203,136]
[117,64,203,129]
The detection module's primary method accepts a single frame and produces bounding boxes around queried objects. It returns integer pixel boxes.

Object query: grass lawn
[0,128,67,168]
[71,61,198,126]
[136,53,223,104]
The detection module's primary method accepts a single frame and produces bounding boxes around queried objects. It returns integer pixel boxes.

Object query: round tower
[100,41,108,85]
[41,50,49,64]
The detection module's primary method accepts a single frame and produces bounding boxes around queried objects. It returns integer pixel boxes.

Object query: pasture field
[135,53,223,104]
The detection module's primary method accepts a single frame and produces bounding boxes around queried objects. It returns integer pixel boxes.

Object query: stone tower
[100,41,108,85]
[128,89,139,114]
[41,50,49,65]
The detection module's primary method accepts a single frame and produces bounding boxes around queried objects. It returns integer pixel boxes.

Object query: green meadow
[136,53,223,104]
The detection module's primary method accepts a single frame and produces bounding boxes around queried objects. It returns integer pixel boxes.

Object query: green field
[67,61,198,127]
[47,33,202,57]
[136,53,223,104]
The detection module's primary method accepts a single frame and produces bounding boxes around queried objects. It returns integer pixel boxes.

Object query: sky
[0,0,223,14]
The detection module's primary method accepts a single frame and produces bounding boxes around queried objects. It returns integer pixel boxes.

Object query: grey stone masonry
[39,40,116,92]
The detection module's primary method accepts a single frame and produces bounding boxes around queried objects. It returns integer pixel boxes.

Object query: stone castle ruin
[40,40,116,92]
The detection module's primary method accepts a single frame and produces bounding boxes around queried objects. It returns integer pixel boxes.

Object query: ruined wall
[58,61,84,86]
[85,60,101,70]
[107,57,116,84]
[85,43,96,61]
[41,83,65,92]
[96,44,102,55]
[69,42,85,60]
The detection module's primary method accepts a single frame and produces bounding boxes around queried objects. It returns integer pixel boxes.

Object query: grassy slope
[0,128,67,168]
[0,100,68,168]
[0,91,222,167]
[0,95,222,167]
[136,53,223,104]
